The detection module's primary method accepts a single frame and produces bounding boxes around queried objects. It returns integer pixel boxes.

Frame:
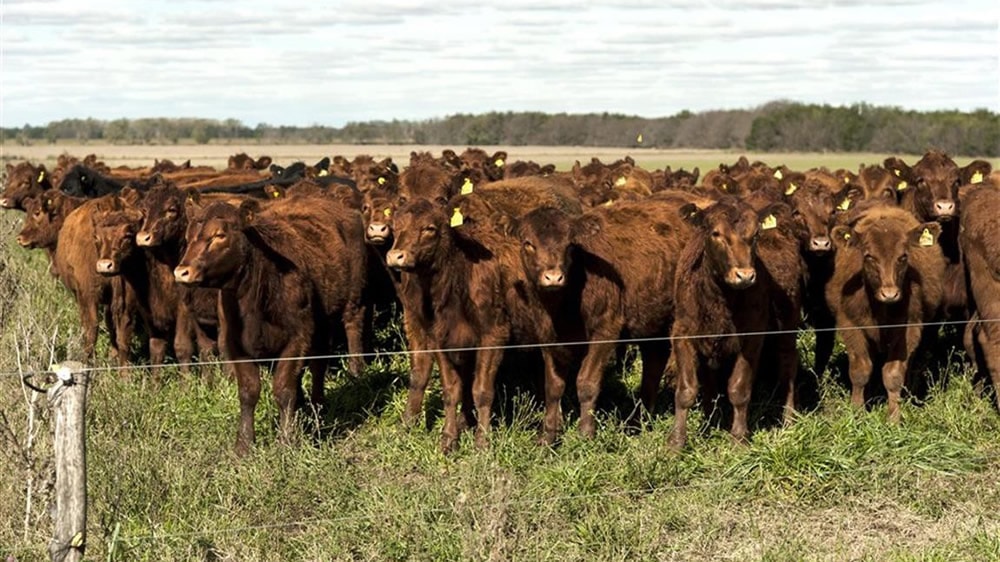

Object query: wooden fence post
[47,361,88,562]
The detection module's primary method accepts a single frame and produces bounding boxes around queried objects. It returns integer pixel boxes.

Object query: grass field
[2,146,1000,561]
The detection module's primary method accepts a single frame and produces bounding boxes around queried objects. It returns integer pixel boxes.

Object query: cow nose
[809,236,832,252]
[386,249,407,268]
[0,198,10,208]
[96,259,118,274]
[878,286,901,303]
[540,269,565,288]
[136,231,153,246]
[934,200,956,216]
[367,223,389,238]
[730,267,757,287]
[16,235,29,247]
[174,266,193,283]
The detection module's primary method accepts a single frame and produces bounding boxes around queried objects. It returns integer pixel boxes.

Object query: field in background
[3,146,1000,560]
[4,143,998,173]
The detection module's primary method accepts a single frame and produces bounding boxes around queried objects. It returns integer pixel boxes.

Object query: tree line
[4,101,998,156]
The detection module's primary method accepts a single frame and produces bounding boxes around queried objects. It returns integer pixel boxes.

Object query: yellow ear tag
[46,198,52,206]
[461,178,474,194]
[494,158,504,167]
[784,182,798,196]
[721,183,729,191]
[919,228,934,247]
[37,170,45,182]
[377,177,386,185]
[318,169,329,177]
[837,198,852,211]
[843,232,851,240]
[971,171,984,184]
[761,214,777,230]
[383,208,392,218]
[897,180,908,191]
[271,190,280,198]
[615,176,627,187]
[603,199,614,207]
[843,176,851,184]
[449,207,464,227]
[893,169,901,177]
[773,169,783,180]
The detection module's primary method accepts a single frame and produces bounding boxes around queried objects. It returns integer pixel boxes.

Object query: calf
[174,193,367,455]
[92,189,197,379]
[385,199,513,452]
[959,184,1000,409]
[58,164,128,198]
[826,206,945,421]
[668,197,789,449]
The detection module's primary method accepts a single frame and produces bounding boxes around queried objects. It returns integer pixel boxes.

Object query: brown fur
[959,186,1000,409]
[2,161,53,210]
[175,193,368,455]
[826,206,945,421]
[669,197,792,449]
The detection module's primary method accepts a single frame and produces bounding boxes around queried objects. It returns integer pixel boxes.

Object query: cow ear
[493,212,517,238]
[690,167,700,183]
[883,157,914,182]
[909,222,941,248]
[570,214,602,243]
[120,186,141,206]
[831,225,856,249]
[679,203,704,228]
[43,190,63,214]
[239,199,261,229]
[961,160,992,185]
[184,188,202,208]
[264,184,285,199]
[491,151,507,169]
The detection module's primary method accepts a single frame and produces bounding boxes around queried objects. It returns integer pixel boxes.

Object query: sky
[2,0,998,127]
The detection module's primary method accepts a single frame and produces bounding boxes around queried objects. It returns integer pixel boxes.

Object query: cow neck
[937,220,960,264]
[232,232,289,314]
[424,231,473,317]
[145,235,184,269]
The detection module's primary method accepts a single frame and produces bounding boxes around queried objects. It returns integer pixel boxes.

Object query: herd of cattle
[3,148,1000,455]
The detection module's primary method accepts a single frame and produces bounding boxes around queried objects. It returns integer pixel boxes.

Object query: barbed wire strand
[115,452,1000,543]
[1,316,995,380]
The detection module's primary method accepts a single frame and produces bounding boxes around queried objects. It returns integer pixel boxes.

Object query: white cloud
[1,0,997,126]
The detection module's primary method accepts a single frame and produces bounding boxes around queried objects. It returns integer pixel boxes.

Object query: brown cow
[92,189,198,379]
[227,153,273,171]
[174,192,368,455]
[827,206,945,421]
[960,184,1000,409]
[385,198,515,452]
[668,197,790,449]
[507,197,698,443]
[2,162,53,211]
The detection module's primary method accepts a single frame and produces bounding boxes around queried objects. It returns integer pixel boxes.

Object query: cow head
[884,151,992,222]
[92,192,143,275]
[680,199,771,289]
[16,191,64,249]
[2,162,51,211]
[136,183,187,247]
[832,219,941,304]
[783,176,835,255]
[174,197,255,287]
[385,199,454,271]
[361,188,397,246]
[509,206,581,291]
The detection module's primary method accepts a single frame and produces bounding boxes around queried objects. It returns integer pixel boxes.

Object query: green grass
[3,168,1000,560]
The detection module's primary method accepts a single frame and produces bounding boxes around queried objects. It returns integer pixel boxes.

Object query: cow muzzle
[366,223,391,244]
[0,198,11,208]
[539,269,566,289]
[809,236,832,253]
[933,200,956,220]
[174,265,199,284]
[725,267,757,289]
[96,259,119,275]
[876,286,902,304]
[385,249,412,270]
[136,231,155,246]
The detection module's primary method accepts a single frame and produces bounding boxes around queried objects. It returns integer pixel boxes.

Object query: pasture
[2,145,1000,561]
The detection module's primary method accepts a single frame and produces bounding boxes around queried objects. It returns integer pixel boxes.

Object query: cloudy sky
[2,0,998,127]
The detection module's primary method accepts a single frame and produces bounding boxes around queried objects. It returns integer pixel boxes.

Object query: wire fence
[0,315,991,381]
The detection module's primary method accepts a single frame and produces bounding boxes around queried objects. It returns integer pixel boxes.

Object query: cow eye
[898,254,908,263]
[213,232,227,241]
[362,204,370,213]
[523,241,535,253]
[711,230,722,238]
[422,225,437,235]
[864,254,875,262]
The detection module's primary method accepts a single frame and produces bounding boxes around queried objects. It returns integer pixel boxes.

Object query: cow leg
[472,339,505,449]
[978,322,1000,411]
[148,335,168,384]
[77,293,99,362]
[173,303,196,377]
[402,322,433,426]
[637,342,671,416]
[813,312,836,378]
[577,341,616,439]
[232,361,261,457]
[668,339,699,451]
[729,335,764,444]
[308,357,328,411]
[436,352,463,454]
[273,336,311,446]
[342,302,367,376]
[775,331,799,425]
[539,350,566,446]
[841,327,872,409]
